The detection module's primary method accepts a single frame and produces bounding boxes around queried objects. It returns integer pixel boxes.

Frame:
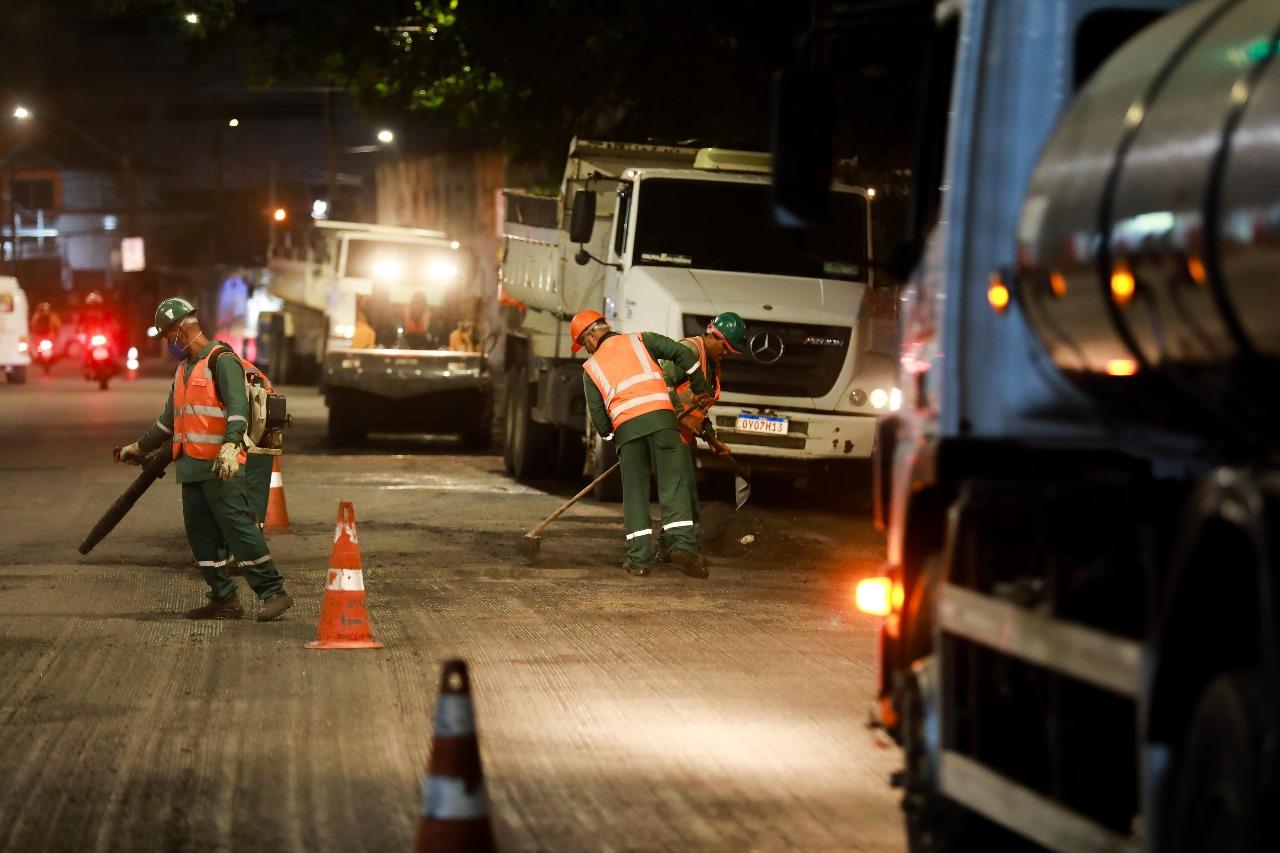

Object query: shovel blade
[734,475,751,510]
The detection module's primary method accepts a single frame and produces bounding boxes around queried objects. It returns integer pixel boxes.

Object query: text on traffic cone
[414,660,495,853]
[305,500,382,650]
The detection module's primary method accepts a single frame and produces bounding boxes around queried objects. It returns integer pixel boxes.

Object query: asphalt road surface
[0,369,903,852]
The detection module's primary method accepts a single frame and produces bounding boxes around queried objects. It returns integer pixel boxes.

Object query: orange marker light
[1110,263,1136,305]
[1186,256,1207,286]
[988,274,1010,314]
[1050,272,1067,298]
[855,576,894,616]
[272,207,287,222]
[1106,358,1138,376]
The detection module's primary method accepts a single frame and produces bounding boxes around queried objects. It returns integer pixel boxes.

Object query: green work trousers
[659,439,701,553]
[183,477,285,602]
[619,427,698,567]
[245,454,274,523]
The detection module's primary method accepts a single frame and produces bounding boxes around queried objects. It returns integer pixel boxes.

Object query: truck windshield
[632,179,869,281]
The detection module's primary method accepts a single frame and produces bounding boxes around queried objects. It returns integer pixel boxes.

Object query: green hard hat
[708,311,747,354]
[154,297,197,334]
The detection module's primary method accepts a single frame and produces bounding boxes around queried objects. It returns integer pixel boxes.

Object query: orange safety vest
[172,348,248,464]
[584,333,674,430]
[403,306,429,334]
[674,336,720,444]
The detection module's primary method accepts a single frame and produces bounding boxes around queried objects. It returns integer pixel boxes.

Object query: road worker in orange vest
[113,297,293,621]
[658,312,747,559]
[574,310,711,578]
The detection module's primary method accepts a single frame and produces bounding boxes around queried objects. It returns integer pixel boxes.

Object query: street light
[272,207,287,223]
[376,129,395,144]
[12,106,31,120]
[228,118,240,128]
[185,12,200,25]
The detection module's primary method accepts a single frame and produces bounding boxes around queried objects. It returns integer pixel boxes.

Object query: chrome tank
[1016,0,1280,444]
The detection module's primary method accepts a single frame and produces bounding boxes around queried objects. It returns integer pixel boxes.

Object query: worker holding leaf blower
[572,310,711,579]
[659,311,748,557]
[113,297,293,622]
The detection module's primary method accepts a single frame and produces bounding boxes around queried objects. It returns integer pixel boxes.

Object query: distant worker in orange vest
[658,312,746,558]
[573,310,710,578]
[113,297,293,622]
[403,291,433,349]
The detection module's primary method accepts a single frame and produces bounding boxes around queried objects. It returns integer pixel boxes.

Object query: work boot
[656,543,672,563]
[669,549,709,579]
[185,594,244,620]
[622,559,652,578]
[256,592,294,622]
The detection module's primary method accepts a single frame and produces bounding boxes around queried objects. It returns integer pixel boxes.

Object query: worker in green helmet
[113,297,293,621]
[658,312,747,558]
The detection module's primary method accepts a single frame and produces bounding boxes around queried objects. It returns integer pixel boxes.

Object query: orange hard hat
[570,310,606,353]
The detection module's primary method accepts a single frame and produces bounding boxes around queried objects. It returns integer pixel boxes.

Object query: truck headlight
[372,258,402,281]
[427,259,458,282]
[869,388,889,409]
[889,388,902,412]
[848,388,867,407]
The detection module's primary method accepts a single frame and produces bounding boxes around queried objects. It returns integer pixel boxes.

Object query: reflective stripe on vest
[674,336,719,439]
[171,350,247,463]
[584,333,674,429]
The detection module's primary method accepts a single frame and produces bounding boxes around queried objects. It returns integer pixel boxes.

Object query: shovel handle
[526,460,621,538]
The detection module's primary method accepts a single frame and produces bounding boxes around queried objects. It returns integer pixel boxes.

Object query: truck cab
[0,276,31,384]
[501,139,898,493]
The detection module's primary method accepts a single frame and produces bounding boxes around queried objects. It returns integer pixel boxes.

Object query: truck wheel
[504,368,551,479]
[327,408,367,446]
[1168,672,1264,853]
[586,418,622,502]
[9,366,27,385]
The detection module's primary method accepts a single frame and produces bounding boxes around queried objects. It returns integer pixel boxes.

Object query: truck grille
[684,315,850,398]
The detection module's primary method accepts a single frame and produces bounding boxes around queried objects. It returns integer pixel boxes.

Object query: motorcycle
[84,332,121,390]
[31,336,56,375]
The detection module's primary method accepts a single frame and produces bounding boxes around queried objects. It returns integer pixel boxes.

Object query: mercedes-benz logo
[749,330,785,365]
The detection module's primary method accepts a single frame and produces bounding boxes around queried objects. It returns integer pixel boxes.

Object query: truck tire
[504,367,551,479]
[1168,671,1265,853]
[8,366,27,385]
[327,407,367,446]
[586,417,622,503]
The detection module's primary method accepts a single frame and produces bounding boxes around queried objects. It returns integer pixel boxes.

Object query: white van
[0,276,31,384]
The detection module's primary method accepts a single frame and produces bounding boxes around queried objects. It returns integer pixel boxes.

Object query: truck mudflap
[708,405,878,460]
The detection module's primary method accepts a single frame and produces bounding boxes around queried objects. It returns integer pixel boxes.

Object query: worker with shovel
[573,310,711,579]
[658,312,748,559]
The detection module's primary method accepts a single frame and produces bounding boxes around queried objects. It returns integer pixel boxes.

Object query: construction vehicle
[262,220,491,445]
[800,0,1280,850]
[499,138,895,497]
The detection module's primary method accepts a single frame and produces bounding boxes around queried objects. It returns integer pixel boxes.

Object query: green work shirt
[660,338,720,440]
[137,341,249,484]
[583,331,707,447]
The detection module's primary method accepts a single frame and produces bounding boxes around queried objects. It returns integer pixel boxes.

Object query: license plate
[735,413,789,435]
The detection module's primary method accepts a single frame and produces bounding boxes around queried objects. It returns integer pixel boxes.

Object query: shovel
[702,432,752,510]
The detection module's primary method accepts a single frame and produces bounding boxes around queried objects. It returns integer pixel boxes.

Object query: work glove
[213,442,241,480]
[114,441,147,465]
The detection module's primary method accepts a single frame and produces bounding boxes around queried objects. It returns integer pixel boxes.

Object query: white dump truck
[499,138,896,496]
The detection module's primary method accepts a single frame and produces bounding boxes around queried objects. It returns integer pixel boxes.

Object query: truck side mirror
[771,68,833,228]
[568,190,597,244]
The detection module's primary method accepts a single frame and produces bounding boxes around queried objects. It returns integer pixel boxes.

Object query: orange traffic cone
[305,501,383,650]
[262,456,293,534]
[414,660,495,853]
